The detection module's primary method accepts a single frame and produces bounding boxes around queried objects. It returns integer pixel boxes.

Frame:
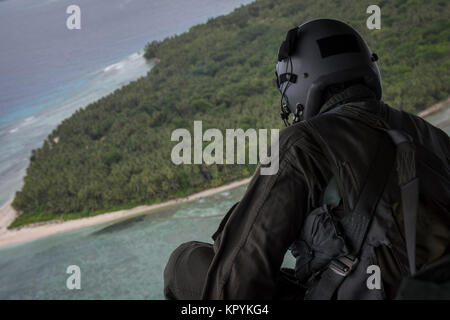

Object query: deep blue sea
[0,0,255,208]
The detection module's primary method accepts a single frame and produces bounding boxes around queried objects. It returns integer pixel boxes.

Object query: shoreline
[417,96,450,118]
[0,178,251,249]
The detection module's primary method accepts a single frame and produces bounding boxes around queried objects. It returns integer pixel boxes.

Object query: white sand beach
[0,178,251,248]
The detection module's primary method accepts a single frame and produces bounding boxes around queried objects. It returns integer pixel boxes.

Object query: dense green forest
[10,0,450,227]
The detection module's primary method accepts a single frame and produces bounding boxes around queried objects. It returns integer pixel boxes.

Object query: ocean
[0,184,254,299]
[0,0,255,208]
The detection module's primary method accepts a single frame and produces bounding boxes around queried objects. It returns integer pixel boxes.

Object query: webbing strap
[305,104,419,299]
[341,137,395,253]
[400,178,419,275]
[387,130,418,275]
[305,136,395,299]
[331,107,419,275]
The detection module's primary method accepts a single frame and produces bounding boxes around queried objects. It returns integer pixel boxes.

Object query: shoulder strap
[305,132,396,299]
[387,130,418,275]
[305,104,419,300]
[332,105,419,275]
[337,105,419,275]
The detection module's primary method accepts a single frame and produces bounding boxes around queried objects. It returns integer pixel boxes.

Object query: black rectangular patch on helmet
[316,34,360,58]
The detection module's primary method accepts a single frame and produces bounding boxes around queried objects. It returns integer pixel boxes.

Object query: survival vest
[289,101,450,299]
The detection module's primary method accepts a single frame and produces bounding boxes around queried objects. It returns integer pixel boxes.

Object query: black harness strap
[337,107,419,275]
[387,130,418,275]
[333,107,419,276]
[304,105,419,299]
[305,135,395,299]
[400,178,419,275]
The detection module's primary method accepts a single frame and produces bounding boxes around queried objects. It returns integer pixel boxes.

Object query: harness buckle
[329,256,359,277]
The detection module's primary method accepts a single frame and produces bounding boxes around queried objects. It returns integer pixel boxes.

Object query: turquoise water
[0,185,247,299]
